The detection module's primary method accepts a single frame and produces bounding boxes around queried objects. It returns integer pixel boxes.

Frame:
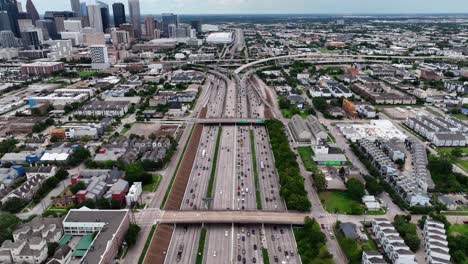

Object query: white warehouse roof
[206,32,233,44]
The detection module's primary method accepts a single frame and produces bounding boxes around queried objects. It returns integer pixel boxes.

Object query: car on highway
[253,244,257,250]
[237,255,241,261]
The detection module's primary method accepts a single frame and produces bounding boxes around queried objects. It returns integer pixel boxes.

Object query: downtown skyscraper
[0,0,20,37]
[26,0,40,25]
[112,3,126,28]
[128,0,141,38]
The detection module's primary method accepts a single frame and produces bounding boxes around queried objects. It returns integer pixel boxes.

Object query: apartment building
[423,220,450,264]
[371,218,417,264]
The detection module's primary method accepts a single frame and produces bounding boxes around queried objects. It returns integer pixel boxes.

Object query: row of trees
[295,217,333,264]
[265,119,311,211]
[393,215,420,252]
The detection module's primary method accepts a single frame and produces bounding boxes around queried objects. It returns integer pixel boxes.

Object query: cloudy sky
[19,0,468,15]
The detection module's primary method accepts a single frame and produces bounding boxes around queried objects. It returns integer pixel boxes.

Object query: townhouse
[423,220,450,264]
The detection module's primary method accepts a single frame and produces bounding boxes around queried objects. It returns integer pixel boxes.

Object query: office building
[15,0,20,11]
[87,1,104,33]
[0,30,17,47]
[112,2,125,28]
[83,32,105,46]
[64,20,82,32]
[60,31,82,46]
[63,208,130,264]
[46,39,73,60]
[36,19,57,40]
[0,0,20,37]
[119,23,134,39]
[89,45,110,69]
[25,0,39,25]
[21,28,43,50]
[20,62,65,76]
[111,30,130,47]
[168,24,177,38]
[70,0,81,17]
[0,11,11,31]
[154,29,161,39]
[98,1,110,32]
[128,0,141,38]
[17,18,33,32]
[162,13,178,37]
[191,20,202,34]
[144,16,155,38]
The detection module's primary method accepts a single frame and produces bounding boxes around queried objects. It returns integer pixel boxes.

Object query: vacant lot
[319,191,364,214]
[297,146,316,172]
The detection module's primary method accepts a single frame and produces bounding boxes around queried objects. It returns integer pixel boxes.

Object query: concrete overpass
[196,118,266,125]
[134,210,309,226]
[234,53,468,74]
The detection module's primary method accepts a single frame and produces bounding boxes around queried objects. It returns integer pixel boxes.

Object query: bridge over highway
[195,118,267,125]
[134,210,309,226]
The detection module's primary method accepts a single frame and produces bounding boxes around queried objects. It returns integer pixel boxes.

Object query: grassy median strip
[195,227,207,264]
[161,125,195,209]
[262,248,270,264]
[206,127,222,199]
[137,225,157,264]
[250,129,262,209]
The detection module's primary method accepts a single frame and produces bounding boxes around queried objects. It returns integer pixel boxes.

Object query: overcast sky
[19,0,468,15]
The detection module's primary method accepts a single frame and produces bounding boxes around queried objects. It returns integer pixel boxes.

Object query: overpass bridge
[134,210,309,226]
[195,118,267,125]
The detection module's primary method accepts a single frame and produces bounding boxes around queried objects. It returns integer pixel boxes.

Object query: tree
[346,178,365,201]
[312,97,328,112]
[70,181,86,194]
[0,213,20,244]
[68,147,91,166]
[313,172,327,192]
[125,163,152,185]
[365,176,383,195]
[395,159,405,169]
[125,224,141,247]
[405,234,421,252]
[47,242,59,258]
[451,148,463,158]
[1,197,27,213]
[338,167,346,178]
[55,168,69,181]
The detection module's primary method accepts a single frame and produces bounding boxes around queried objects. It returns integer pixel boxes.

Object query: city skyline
[15,0,468,15]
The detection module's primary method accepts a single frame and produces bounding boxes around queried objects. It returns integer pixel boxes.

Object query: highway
[164,73,226,264]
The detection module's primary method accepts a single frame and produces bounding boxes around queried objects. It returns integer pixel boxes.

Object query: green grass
[365,209,386,215]
[451,113,468,121]
[250,129,262,209]
[442,211,468,216]
[195,228,207,264]
[319,191,364,214]
[281,109,293,119]
[79,71,97,78]
[436,146,468,173]
[297,146,316,172]
[160,125,195,209]
[449,224,468,236]
[262,248,270,264]
[206,127,222,199]
[137,225,156,264]
[142,175,162,192]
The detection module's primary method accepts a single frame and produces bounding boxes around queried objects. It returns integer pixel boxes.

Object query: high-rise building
[15,0,20,12]
[162,13,178,37]
[111,30,130,47]
[0,0,21,37]
[21,28,43,50]
[119,23,134,39]
[53,15,66,33]
[144,16,155,38]
[87,2,103,33]
[97,1,110,32]
[112,3,125,28]
[36,19,57,40]
[64,20,82,32]
[190,20,202,34]
[89,45,109,69]
[0,11,11,31]
[70,0,81,17]
[168,24,177,39]
[128,0,141,38]
[0,30,18,47]
[153,29,160,39]
[25,0,39,25]
[17,18,33,32]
